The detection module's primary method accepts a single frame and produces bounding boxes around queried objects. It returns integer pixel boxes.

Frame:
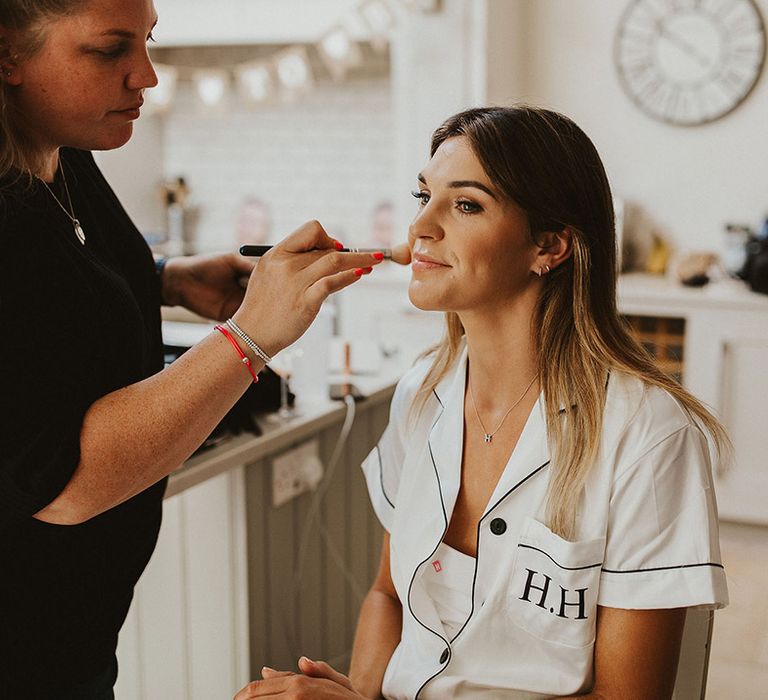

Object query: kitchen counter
[161,314,405,499]
[165,371,399,498]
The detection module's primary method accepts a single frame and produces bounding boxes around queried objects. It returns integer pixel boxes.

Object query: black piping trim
[447,459,551,648]
[376,446,395,509]
[425,439,449,547]
[411,393,450,699]
[517,543,603,571]
[484,461,550,517]
[602,562,725,574]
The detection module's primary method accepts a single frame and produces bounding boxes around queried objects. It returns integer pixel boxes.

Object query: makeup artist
[0,1,384,697]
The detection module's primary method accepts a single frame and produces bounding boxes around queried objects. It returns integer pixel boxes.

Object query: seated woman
[236,106,729,699]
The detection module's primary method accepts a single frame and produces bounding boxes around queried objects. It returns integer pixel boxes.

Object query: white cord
[283,393,367,659]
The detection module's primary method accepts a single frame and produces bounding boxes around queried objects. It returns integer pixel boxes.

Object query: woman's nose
[408,208,444,245]
[126,49,159,91]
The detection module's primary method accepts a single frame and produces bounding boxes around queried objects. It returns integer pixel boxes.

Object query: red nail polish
[372,251,385,261]
[354,268,364,276]
[334,240,344,251]
[364,266,373,273]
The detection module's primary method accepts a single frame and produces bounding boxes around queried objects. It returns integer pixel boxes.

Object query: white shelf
[618,272,768,314]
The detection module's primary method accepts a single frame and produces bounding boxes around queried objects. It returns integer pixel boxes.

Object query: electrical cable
[281,393,367,660]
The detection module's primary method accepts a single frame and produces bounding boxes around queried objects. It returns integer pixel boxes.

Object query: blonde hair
[411,106,729,540]
[0,0,87,181]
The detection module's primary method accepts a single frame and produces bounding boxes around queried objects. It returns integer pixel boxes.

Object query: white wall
[389,0,488,238]
[95,115,166,236]
[153,0,373,45]
[483,0,768,258]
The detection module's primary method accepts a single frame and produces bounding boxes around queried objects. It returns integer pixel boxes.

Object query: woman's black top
[0,149,166,696]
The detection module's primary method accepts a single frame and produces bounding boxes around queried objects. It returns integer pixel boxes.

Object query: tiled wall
[161,72,394,253]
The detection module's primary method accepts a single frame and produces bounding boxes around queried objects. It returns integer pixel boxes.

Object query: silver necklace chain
[469,372,539,444]
[38,162,86,245]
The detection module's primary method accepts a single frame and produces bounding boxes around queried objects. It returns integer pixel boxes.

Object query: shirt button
[440,648,449,664]
[490,517,507,535]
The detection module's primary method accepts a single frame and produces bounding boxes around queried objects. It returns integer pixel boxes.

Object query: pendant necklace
[38,161,86,245]
[469,372,539,444]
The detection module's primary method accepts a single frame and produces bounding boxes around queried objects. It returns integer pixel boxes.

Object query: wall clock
[615,0,766,125]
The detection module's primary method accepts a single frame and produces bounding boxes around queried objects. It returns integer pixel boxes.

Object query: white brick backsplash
[162,75,395,253]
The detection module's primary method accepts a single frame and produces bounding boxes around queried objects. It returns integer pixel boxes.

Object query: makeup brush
[239,243,412,265]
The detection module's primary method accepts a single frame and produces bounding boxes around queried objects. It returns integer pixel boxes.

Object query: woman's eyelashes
[410,189,483,215]
[456,199,482,214]
[91,44,129,59]
[90,33,155,60]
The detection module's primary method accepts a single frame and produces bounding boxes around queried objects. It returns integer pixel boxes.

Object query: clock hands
[656,19,712,69]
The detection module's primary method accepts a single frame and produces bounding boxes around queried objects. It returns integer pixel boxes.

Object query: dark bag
[741,236,768,295]
[163,344,294,452]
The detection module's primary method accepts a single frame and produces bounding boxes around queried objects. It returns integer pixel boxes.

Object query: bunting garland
[145,0,440,112]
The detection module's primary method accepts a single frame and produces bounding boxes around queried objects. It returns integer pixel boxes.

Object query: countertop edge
[165,381,397,498]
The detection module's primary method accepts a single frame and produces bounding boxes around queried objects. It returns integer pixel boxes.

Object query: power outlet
[272,439,324,508]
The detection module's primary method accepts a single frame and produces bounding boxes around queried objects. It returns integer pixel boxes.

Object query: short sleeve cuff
[361,445,394,532]
[598,563,729,610]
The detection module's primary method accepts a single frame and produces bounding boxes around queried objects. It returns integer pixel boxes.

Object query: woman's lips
[412,253,449,271]
[112,103,143,119]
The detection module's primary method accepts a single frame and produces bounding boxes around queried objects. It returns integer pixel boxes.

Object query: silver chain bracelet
[225,318,273,365]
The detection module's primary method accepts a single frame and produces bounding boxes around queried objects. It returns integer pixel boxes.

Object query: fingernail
[262,665,276,673]
[354,268,364,276]
[334,240,344,251]
[364,266,373,273]
[372,251,385,261]
[299,656,312,664]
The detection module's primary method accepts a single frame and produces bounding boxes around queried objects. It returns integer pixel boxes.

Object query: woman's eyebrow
[99,17,158,39]
[417,173,497,200]
[99,29,134,38]
[448,180,497,200]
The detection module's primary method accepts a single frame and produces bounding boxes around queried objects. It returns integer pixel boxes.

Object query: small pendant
[484,434,493,443]
[73,219,86,245]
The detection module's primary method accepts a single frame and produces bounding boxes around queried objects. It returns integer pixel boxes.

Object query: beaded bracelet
[225,318,273,364]
[214,324,259,383]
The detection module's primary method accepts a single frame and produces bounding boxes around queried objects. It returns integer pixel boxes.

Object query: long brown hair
[411,106,729,540]
[0,0,88,181]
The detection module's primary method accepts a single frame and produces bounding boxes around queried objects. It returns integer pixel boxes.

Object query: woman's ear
[532,227,573,276]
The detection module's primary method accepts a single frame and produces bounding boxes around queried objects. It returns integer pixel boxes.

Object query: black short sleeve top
[0,148,167,694]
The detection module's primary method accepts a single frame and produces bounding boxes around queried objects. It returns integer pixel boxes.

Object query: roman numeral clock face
[615,0,766,125]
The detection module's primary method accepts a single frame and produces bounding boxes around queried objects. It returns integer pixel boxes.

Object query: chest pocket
[507,516,605,648]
